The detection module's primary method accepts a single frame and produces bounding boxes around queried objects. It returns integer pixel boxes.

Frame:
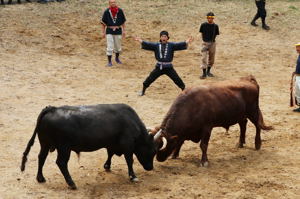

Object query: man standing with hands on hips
[199,12,219,79]
[101,0,126,67]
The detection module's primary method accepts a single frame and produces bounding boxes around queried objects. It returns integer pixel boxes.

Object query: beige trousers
[201,41,216,69]
[295,76,300,105]
[106,34,122,56]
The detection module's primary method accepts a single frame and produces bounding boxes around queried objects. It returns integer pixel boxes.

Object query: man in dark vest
[199,12,220,79]
[101,0,126,67]
[134,31,193,96]
[251,0,270,30]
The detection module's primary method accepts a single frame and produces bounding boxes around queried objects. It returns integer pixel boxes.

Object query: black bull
[21,104,160,189]
[153,76,273,166]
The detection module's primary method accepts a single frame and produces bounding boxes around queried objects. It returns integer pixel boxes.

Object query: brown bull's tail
[20,106,54,172]
[290,72,296,107]
[258,108,273,130]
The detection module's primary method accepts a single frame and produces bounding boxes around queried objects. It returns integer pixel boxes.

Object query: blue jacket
[141,41,187,69]
[296,55,300,74]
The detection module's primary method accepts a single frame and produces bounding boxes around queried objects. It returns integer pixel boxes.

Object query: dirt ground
[0,0,300,198]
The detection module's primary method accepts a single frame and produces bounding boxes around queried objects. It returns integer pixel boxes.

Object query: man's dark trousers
[143,67,185,90]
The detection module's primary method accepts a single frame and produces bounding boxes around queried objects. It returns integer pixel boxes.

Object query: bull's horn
[153,129,162,140]
[161,137,167,150]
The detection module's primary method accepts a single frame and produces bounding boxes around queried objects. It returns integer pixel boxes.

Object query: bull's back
[164,83,256,135]
[38,104,144,152]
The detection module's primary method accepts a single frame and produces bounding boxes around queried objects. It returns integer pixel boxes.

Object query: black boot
[115,53,122,64]
[207,67,214,77]
[293,107,300,112]
[251,14,259,27]
[262,23,270,30]
[107,55,112,67]
[262,18,270,30]
[200,69,207,79]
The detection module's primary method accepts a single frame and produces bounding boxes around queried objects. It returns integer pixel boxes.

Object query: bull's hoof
[200,161,209,167]
[68,184,77,190]
[36,175,46,183]
[255,144,261,150]
[171,155,178,159]
[103,164,111,172]
[130,176,139,182]
[236,142,244,148]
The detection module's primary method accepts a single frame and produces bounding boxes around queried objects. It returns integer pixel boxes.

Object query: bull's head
[133,126,169,171]
[148,127,178,162]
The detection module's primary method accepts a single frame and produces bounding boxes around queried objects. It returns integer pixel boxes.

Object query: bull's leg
[254,125,261,150]
[171,140,184,159]
[8,0,12,4]
[103,148,114,171]
[124,153,138,182]
[1,0,4,5]
[36,145,49,183]
[199,129,212,167]
[237,119,248,148]
[18,0,21,3]
[56,148,77,190]
[248,111,261,150]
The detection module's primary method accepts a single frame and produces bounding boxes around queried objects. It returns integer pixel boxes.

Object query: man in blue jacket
[135,31,193,96]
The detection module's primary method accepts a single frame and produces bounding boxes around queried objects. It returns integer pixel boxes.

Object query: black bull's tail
[20,106,54,172]
[258,108,273,130]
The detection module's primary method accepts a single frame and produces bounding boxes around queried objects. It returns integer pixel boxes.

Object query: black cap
[160,30,169,39]
[206,12,215,16]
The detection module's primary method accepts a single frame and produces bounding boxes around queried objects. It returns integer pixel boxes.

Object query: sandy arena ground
[0,0,300,198]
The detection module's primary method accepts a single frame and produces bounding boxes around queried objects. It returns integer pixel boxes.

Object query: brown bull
[153,75,273,166]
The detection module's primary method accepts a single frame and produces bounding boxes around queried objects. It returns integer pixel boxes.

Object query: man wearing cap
[199,12,220,79]
[251,0,270,30]
[101,0,126,67]
[292,43,300,112]
[134,31,193,96]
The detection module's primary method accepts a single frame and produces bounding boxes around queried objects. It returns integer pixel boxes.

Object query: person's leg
[251,1,261,26]
[165,68,185,90]
[257,0,270,30]
[139,68,162,96]
[114,34,123,64]
[200,42,209,79]
[207,42,216,77]
[251,12,260,26]
[294,76,300,112]
[106,34,114,66]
